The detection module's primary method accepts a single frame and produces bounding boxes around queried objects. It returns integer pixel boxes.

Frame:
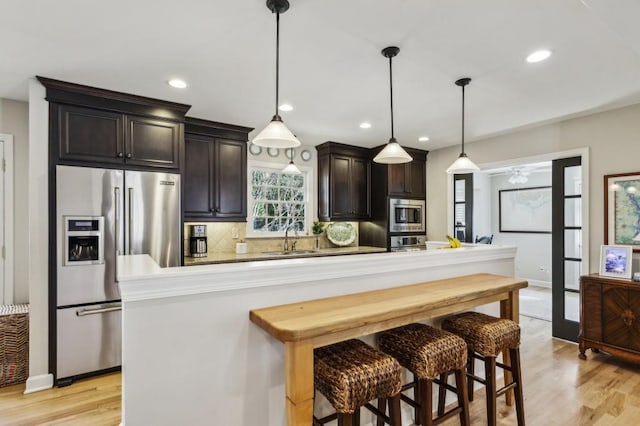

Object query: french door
[453,174,473,243]
[551,156,582,341]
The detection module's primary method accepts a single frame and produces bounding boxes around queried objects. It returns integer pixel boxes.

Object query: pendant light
[282,149,301,174]
[446,77,479,173]
[373,46,412,164]
[252,0,301,148]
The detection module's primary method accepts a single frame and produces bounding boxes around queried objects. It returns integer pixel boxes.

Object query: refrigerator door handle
[115,187,121,255]
[128,187,133,255]
[75,304,122,317]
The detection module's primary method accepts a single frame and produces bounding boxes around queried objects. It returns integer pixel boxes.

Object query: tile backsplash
[183,222,359,257]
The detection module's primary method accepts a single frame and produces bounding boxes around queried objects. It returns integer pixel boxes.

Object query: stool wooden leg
[437,372,447,416]
[485,356,497,426]
[510,348,525,426]
[388,394,402,426]
[420,378,433,426]
[467,349,475,402]
[337,413,351,426]
[376,397,386,426]
[414,373,422,425]
[454,368,471,426]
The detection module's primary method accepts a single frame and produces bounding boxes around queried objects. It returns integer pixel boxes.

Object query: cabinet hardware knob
[126,153,132,159]
[621,309,635,327]
[117,152,123,158]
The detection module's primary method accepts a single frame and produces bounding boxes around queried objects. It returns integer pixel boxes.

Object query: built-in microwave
[389,198,425,233]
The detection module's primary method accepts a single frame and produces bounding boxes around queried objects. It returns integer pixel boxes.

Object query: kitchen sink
[262,250,320,256]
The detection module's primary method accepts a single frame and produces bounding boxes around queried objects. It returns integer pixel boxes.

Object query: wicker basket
[0,304,29,387]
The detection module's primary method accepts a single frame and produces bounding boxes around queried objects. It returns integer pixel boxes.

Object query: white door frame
[0,133,14,305]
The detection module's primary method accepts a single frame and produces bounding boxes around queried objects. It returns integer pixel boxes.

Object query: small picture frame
[599,245,633,279]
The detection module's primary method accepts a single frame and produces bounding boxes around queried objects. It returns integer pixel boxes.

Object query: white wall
[427,102,640,273]
[490,172,552,286]
[0,99,29,303]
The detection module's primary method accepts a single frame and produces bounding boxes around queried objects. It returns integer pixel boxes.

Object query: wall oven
[389,198,425,233]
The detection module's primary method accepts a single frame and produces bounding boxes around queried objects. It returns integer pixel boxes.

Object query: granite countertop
[183,245,387,265]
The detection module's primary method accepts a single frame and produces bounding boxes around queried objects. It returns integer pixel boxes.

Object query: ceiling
[2,0,640,151]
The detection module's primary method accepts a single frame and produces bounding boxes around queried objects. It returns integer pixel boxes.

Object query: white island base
[118,245,517,426]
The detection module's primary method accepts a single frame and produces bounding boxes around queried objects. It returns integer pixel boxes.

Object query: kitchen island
[118,245,517,426]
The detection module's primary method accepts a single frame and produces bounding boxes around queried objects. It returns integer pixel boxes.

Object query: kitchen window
[247,161,312,237]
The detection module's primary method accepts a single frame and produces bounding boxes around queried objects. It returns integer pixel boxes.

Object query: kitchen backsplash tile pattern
[183,222,359,257]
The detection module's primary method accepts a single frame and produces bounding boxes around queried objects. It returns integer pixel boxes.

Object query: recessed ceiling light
[418,136,430,142]
[526,49,552,63]
[360,122,372,129]
[278,104,294,112]
[168,79,187,89]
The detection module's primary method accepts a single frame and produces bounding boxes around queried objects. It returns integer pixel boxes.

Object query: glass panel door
[453,174,473,242]
[552,157,582,340]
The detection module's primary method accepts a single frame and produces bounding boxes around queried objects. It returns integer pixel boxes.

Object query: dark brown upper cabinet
[39,76,190,170]
[372,146,428,199]
[124,115,181,168]
[316,142,371,221]
[183,118,253,222]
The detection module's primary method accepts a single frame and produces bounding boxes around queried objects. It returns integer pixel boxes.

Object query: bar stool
[377,323,470,426]
[314,339,403,426]
[442,312,525,426]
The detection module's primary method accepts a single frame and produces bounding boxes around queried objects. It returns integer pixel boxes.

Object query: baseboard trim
[24,373,54,394]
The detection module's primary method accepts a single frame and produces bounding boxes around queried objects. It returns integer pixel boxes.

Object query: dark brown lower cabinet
[579,274,640,364]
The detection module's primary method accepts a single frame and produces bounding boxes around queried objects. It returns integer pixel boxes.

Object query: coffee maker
[189,225,208,257]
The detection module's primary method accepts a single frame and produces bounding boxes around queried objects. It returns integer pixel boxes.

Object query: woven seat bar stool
[376,323,470,426]
[314,339,403,426]
[442,312,525,426]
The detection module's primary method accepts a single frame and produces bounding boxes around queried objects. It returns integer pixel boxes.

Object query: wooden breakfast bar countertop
[250,273,528,426]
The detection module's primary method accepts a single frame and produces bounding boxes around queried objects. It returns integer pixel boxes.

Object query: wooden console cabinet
[579,274,640,364]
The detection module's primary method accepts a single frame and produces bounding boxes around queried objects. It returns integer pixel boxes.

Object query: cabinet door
[388,160,426,198]
[351,157,370,217]
[581,279,602,341]
[125,116,181,169]
[602,285,631,348]
[184,135,215,218]
[388,163,408,195]
[408,160,426,198]
[330,155,353,218]
[213,139,246,219]
[58,104,124,164]
[629,288,640,352]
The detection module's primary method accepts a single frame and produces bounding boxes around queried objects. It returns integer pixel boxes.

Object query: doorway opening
[464,148,589,340]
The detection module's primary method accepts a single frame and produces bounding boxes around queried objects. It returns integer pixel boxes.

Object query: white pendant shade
[282,160,301,174]
[446,153,480,174]
[373,141,412,164]
[252,118,301,148]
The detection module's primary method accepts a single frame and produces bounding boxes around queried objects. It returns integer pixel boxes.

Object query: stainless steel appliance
[390,235,426,252]
[188,225,208,257]
[55,165,181,384]
[389,198,425,233]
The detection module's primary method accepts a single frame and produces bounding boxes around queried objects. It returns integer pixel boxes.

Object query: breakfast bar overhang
[117,245,518,426]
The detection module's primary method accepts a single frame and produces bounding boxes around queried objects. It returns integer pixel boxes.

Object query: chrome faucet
[283,223,298,252]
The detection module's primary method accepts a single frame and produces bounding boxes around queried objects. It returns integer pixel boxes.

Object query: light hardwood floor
[1,316,639,425]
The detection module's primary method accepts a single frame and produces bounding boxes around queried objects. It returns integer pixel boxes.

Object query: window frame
[246,160,314,238]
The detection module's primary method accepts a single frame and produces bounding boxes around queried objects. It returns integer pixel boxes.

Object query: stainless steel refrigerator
[55,165,180,384]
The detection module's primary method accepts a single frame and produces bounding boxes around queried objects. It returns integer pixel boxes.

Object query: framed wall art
[599,244,633,279]
[499,186,552,233]
[604,172,640,253]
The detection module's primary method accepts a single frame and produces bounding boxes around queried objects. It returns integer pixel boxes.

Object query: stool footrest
[496,381,517,397]
[433,405,464,425]
[364,402,393,425]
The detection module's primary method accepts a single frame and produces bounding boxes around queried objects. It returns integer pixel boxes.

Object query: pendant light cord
[388,55,395,140]
[274,11,281,119]
[461,83,466,155]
